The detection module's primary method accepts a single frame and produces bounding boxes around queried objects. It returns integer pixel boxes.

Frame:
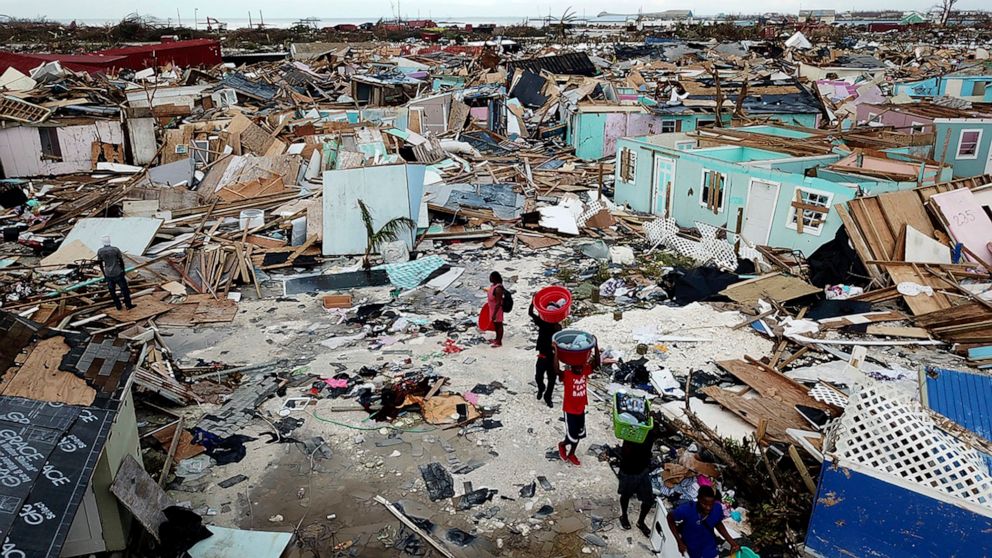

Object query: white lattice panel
[831,381,992,508]
[645,218,677,243]
[576,201,604,227]
[810,383,848,408]
[695,221,720,240]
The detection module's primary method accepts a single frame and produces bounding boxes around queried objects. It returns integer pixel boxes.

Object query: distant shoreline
[21,16,546,30]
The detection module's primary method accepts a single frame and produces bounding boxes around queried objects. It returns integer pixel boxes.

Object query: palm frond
[357,199,376,238]
[370,216,417,251]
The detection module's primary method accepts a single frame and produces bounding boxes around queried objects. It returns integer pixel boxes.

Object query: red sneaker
[558,442,568,461]
[567,454,581,466]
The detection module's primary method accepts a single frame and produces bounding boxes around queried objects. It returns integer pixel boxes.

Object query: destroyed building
[0,17,991,558]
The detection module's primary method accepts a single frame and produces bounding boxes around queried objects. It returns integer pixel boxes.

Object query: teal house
[893,65,992,102]
[612,126,953,255]
[566,78,823,161]
[932,118,992,178]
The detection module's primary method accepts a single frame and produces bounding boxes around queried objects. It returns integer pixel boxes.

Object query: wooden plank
[818,310,907,329]
[865,325,932,339]
[835,203,885,284]
[881,263,955,316]
[788,444,818,495]
[110,454,173,542]
[374,495,454,558]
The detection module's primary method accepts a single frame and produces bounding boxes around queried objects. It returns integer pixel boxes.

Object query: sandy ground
[152,247,973,557]
[159,250,688,557]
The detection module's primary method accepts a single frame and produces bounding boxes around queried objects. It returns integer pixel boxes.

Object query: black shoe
[619,516,631,530]
[125,304,137,310]
[637,521,651,537]
[536,388,544,400]
[114,304,123,311]
[544,398,553,408]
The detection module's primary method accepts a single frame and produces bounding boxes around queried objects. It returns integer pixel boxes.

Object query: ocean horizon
[37,15,561,29]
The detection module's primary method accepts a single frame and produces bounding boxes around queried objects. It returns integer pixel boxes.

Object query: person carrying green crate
[617,428,659,536]
[555,344,600,466]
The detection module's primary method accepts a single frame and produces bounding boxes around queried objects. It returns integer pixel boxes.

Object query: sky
[0,0,983,20]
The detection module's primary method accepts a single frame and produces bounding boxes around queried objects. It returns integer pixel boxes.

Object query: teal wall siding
[572,112,608,160]
[934,121,992,178]
[613,138,657,212]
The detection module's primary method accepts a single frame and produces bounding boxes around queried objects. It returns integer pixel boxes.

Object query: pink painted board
[930,188,992,265]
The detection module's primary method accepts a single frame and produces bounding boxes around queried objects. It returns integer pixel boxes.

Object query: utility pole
[194,8,198,31]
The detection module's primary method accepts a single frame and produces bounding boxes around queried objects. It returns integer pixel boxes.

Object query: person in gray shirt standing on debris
[96,235,135,311]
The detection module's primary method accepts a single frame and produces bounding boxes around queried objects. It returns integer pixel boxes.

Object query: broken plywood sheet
[0,337,95,406]
[406,393,480,425]
[216,176,286,202]
[227,113,286,157]
[700,385,805,444]
[517,234,561,250]
[719,272,819,305]
[156,295,238,326]
[715,359,835,412]
[62,217,163,255]
[110,454,172,542]
[930,188,992,266]
[104,294,175,322]
[39,239,96,269]
[204,154,302,194]
[150,422,205,462]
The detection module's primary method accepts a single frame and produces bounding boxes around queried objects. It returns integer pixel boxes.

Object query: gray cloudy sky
[2,0,981,20]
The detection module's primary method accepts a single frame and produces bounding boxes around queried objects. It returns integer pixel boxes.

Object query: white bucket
[290,216,307,246]
[239,209,264,230]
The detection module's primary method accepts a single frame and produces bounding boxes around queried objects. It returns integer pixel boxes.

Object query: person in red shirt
[555,345,600,466]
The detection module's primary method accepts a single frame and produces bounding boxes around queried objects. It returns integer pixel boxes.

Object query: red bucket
[553,329,596,366]
[534,286,572,323]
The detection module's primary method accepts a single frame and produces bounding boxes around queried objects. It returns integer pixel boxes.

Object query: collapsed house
[612,124,952,254]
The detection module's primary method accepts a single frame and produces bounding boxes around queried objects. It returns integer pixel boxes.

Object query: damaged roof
[507,52,599,77]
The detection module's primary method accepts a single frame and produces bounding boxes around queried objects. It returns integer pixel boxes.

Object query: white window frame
[660,120,677,133]
[957,129,983,160]
[910,121,926,135]
[974,81,988,97]
[786,186,833,236]
[698,169,727,212]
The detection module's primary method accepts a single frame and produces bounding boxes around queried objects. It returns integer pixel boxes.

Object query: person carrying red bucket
[529,285,571,407]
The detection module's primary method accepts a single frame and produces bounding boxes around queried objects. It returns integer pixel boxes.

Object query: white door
[652,155,676,217]
[741,180,780,246]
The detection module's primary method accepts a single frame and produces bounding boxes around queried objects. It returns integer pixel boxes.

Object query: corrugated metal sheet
[924,366,992,440]
[806,456,992,557]
[508,52,598,77]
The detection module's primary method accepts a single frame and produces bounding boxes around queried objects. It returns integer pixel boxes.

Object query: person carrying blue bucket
[552,328,599,466]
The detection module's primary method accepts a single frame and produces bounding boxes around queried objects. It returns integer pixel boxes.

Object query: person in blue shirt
[666,486,740,558]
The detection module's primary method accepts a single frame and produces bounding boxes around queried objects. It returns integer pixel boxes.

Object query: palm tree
[358,199,416,269]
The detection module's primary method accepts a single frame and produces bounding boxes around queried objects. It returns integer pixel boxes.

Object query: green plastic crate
[612,394,653,443]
